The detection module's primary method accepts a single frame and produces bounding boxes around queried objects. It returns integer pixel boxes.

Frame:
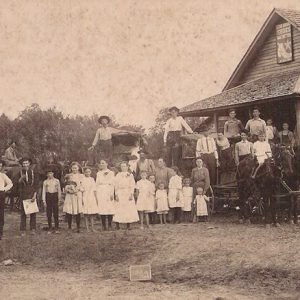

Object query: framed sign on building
[276,22,293,64]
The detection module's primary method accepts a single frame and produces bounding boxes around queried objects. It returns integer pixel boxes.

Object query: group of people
[0,107,297,239]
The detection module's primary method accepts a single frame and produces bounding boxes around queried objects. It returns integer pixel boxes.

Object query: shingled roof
[180,69,300,116]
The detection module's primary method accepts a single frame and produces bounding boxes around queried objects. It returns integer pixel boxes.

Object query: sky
[0,0,299,128]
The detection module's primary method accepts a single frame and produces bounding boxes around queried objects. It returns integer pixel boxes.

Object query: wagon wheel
[207,186,215,218]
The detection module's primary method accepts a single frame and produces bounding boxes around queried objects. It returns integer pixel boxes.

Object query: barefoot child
[156,182,169,224]
[181,178,193,222]
[136,171,153,229]
[82,167,99,232]
[168,166,183,224]
[42,168,62,234]
[194,186,209,222]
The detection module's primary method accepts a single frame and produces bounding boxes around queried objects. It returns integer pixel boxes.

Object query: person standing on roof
[89,116,118,166]
[163,106,194,167]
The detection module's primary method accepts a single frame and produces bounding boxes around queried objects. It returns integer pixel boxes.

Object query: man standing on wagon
[195,125,219,186]
[163,106,194,167]
[89,115,117,166]
[224,108,244,144]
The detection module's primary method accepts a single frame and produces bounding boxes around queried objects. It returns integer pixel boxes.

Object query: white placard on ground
[129,264,152,281]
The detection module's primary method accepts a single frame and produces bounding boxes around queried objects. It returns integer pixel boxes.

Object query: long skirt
[97,185,115,215]
[196,198,208,216]
[113,189,139,223]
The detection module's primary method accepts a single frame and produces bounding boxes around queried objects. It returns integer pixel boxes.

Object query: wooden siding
[240,21,300,84]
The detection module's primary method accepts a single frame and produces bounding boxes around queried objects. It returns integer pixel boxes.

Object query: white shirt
[266,126,275,140]
[163,116,193,143]
[92,127,119,146]
[0,172,13,192]
[253,141,272,164]
[196,136,219,159]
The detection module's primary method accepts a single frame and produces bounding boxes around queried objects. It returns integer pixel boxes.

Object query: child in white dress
[181,178,193,222]
[113,162,139,230]
[136,171,153,229]
[63,162,84,233]
[96,160,115,231]
[156,182,169,224]
[82,167,99,232]
[168,166,183,224]
[194,186,209,222]
[148,174,156,224]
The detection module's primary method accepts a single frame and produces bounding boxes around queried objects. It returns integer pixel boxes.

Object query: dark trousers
[100,215,113,230]
[46,192,59,229]
[166,131,181,167]
[20,201,36,231]
[169,207,182,223]
[201,153,217,186]
[98,140,113,165]
[66,213,81,229]
[0,192,5,237]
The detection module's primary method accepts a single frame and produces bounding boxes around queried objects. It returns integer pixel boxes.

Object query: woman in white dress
[82,167,98,232]
[168,166,183,224]
[96,160,115,231]
[63,162,85,232]
[113,161,139,230]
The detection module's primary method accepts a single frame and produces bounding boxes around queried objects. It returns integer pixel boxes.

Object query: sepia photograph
[0,1,300,299]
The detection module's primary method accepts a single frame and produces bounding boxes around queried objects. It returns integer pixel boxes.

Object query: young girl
[113,161,139,230]
[96,159,115,231]
[181,178,193,222]
[168,166,183,224]
[148,174,156,224]
[63,162,84,233]
[42,168,62,234]
[136,171,153,229]
[194,186,209,222]
[82,167,99,232]
[156,182,169,224]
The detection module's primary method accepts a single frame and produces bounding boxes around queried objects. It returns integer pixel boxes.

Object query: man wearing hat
[196,126,219,186]
[164,106,194,167]
[18,157,39,235]
[0,160,13,240]
[89,115,118,165]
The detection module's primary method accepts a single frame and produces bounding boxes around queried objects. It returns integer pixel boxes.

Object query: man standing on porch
[195,126,219,185]
[224,109,244,144]
[163,106,194,167]
[245,107,267,142]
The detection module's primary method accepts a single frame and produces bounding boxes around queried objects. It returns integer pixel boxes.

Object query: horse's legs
[270,196,278,225]
[264,195,271,226]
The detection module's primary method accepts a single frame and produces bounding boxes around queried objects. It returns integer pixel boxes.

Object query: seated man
[251,133,272,179]
[3,141,20,167]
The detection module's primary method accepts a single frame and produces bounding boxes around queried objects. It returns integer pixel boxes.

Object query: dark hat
[199,125,209,132]
[98,115,111,124]
[169,106,180,113]
[20,157,32,165]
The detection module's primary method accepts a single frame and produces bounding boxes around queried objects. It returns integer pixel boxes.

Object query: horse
[237,155,281,227]
[274,145,299,224]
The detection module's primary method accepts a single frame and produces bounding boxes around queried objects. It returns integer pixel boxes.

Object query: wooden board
[129,264,152,282]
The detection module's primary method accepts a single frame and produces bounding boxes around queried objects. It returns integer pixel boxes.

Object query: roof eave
[180,94,300,117]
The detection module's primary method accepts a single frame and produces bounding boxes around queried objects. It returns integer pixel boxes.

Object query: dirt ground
[0,212,300,300]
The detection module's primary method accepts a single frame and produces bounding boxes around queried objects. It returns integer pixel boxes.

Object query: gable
[224,8,300,90]
[239,19,300,84]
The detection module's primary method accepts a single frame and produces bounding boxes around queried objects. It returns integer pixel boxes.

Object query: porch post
[213,112,218,133]
[295,98,300,146]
